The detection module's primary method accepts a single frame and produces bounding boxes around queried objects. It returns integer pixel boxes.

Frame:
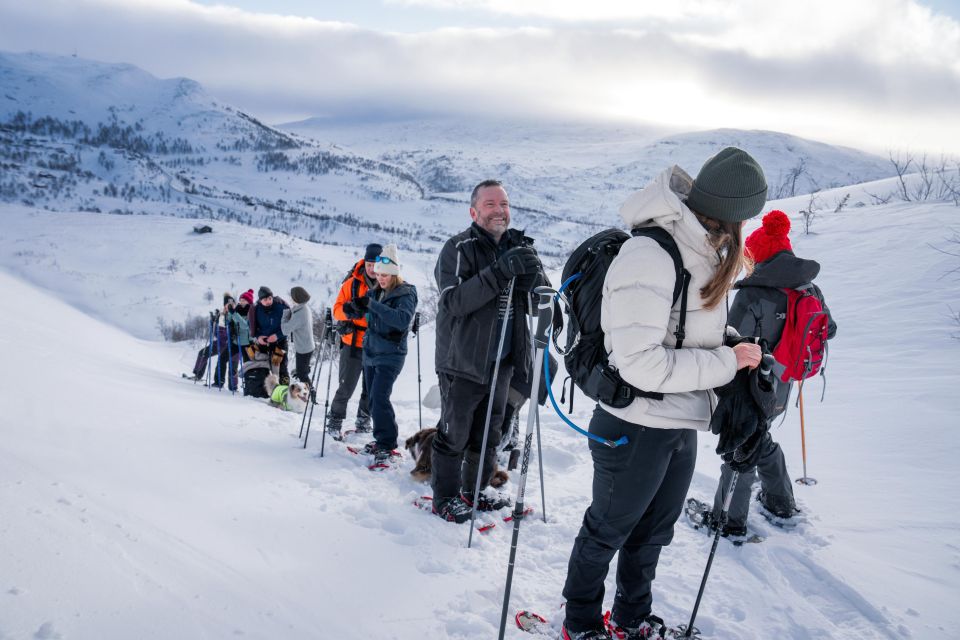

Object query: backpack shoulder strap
[631,227,692,348]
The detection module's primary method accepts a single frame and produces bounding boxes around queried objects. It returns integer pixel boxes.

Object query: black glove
[722,429,767,472]
[354,295,370,312]
[492,246,540,284]
[342,301,360,319]
[514,271,539,292]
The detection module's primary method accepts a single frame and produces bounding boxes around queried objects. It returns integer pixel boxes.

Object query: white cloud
[0,0,958,154]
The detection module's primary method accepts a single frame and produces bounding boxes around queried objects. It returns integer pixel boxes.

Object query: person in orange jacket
[327,243,382,438]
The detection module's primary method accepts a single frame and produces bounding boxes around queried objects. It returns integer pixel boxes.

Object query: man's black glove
[342,301,362,319]
[354,295,370,312]
[514,271,540,292]
[492,246,540,285]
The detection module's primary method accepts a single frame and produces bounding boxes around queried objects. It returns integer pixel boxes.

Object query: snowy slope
[2,192,959,639]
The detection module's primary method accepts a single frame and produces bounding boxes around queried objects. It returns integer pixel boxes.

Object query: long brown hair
[378,274,404,294]
[694,214,751,310]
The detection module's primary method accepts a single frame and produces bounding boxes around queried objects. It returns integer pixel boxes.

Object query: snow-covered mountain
[1,193,958,639]
[282,116,897,216]
[2,50,903,260]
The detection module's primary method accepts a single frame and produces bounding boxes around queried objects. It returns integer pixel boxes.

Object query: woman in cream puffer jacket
[560,148,766,640]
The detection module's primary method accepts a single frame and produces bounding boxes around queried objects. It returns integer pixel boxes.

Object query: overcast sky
[1,0,958,155]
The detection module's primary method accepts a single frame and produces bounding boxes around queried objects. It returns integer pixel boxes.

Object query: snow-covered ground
[1,193,959,639]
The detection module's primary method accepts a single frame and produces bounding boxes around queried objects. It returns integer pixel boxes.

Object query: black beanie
[258,286,273,300]
[364,243,383,262]
[686,147,767,222]
[290,286,310,304]
[223,292,235,306]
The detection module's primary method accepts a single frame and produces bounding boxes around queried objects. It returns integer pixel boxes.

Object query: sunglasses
[375,256,397,265]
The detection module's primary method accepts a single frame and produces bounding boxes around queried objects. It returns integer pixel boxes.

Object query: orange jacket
[333,259,372,347]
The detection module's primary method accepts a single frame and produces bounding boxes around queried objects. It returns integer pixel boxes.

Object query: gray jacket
[281,303,316,355]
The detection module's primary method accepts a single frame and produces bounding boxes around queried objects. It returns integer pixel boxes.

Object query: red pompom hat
[239,289,255,305]
[745,210,792,264]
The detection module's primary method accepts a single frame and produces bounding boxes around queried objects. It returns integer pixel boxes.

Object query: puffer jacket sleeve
[369,287,418,332]
[435,237,502,317]
[605,238,737,393]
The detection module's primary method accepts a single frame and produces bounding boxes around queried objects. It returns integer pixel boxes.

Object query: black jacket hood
[736,250,820,290]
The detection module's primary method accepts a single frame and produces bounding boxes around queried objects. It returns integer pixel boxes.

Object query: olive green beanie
[686,147,768,222]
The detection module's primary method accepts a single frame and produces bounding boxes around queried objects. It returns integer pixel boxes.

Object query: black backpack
[560,226,690,409]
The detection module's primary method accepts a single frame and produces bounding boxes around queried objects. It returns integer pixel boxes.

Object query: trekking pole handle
[412,311,420,335]
[532,287,554,349]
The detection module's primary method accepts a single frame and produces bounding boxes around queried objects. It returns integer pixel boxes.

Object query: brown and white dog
[264,373,307,414]
[405,424,509,487]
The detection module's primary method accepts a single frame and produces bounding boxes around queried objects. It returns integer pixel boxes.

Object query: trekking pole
[206,310,218,388]
[199,311,214,384]
[216,316,224,392]
[237,329,244,395]
[497,287,553,640]
[528,306,547,524]
[681,470,740,639]
[225,313,234,395]
[468,278,516,549]
[300,313,328,439]
[414,312,423,430]
[794,386,817,486]
[307,310,337,454]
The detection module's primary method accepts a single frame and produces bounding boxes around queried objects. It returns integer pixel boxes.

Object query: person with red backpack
[707,209,837,536]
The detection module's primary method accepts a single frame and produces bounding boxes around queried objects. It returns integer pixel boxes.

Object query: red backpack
[772,286,829,382]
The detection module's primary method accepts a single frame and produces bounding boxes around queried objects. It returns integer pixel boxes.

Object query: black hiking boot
[562,626,612,640]
[604,611,681,639]
[354,410,372,434]
[432,495,474,524]
[325,416,344,441]
[461,490,511,512]
[757,490,799,519]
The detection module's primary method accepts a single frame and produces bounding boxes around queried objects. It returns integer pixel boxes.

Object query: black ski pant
[330,343,370,424]
[431,363,513,501]
[294,351,312,386]
[711,431,795,528]
[563,407,696,633]
[364,355,404,450]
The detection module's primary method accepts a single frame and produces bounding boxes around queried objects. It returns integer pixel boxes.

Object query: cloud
[0,0,958,154]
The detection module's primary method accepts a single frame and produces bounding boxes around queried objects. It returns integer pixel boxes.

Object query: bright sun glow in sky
[1,0,958,155]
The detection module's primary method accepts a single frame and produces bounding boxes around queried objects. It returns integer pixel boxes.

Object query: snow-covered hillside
[283,116,897,219]
[1,192,958,638]
[2,50,903,261]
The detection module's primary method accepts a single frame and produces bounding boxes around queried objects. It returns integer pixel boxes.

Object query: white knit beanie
[374,243,401,276]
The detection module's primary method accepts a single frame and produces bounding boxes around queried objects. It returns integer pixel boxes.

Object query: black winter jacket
[434,223,545,385]
[729,250,838,413]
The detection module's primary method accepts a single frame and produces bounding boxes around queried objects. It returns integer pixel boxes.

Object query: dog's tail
[264,372,279,396]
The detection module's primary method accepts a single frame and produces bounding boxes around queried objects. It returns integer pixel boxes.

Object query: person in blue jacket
[344,244,418,466]
[247,286,291,385]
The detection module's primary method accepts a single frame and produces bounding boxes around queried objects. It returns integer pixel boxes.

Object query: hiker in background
[327,243,382,438]
[708,209,837,535]
[560,148,766,639]
[431,179,547,523]
[248,286,290,385]
[281,286,315,388]
[235,289,254,361]
[188,292,242,387]
[354,244,418,466]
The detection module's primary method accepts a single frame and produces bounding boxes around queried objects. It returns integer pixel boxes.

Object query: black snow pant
[330,343,370,425]
[562,407,696,633]
[430,363,513,501]
[364,356,404,450]
[294,351,312,386]
[711,431,795,529]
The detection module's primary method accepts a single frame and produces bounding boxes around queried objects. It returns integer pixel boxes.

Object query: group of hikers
[190,146,837,640]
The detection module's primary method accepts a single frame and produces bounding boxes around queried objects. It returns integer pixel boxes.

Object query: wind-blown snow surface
[1,198,959,639]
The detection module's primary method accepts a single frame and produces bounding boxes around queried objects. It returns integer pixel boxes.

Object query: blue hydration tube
[542,277,628,449]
